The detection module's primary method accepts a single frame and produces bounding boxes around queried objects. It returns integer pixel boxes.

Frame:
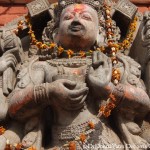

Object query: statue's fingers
[70,92,87,103]
[6,67,14,92]
[97,51,103,61]
[62,79,76,89]
[88,66,94,74]
[3,70,9,96]
[92,51,98,64]
[102,55,110,68]
[4,54,17,65]
[69,95,87,110]
[68,87,89,98]
[6,60,16,70]
[5,57,17,67]
[93,60,103,69]
[4,53,16,60]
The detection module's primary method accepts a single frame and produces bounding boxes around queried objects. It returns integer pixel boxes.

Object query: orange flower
[99,105,106,113]
[103,109,111,117]
[112,69,121,81]
[111,57,118,64]
[80,133,86,143]
[28,24,32,30]
[31,38,37,45]
[28,146,36,150]
[89,50,93,54]
[28,30,34,35]
[100,105,112,118]
[49,43,56,49]
[129,22,136,31]
[41,44,48,49]
[99,46,105,52]
[36,42,42,48]
[79,51,86,58]
[5,140,11,150]
[14,143,23,150]
[0,126,5,135]
[107,102,116,109]
[122,40,130,48]
[109,93,116,102]
[67,49,74,58]
[18,20,24,25]
[88,121,95,129]
[58,46,64,55]
[31,33,36,38]
[25,15,30,23]
[17,25,23,30]
[69,141,76,150]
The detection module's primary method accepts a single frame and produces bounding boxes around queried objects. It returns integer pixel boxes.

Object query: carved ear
[52,28,59,44]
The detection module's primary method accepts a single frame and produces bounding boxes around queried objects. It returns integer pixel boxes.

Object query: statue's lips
[68,25,84,32]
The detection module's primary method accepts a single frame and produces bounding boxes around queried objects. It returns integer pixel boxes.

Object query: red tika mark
[74,4,85,13]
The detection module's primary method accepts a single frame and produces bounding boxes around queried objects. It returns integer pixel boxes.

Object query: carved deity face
[56,4,99,51]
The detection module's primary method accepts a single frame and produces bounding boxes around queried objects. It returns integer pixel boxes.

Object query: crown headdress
[56,0,104,18]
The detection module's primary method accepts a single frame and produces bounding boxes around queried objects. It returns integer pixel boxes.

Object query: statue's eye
[81,13,92,21]
[64,14,74,20]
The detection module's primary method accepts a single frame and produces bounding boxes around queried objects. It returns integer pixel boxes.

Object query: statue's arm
[0,27,23,121]
[106,82,150,116]
[7,61,47,118]
[88,51,150,117]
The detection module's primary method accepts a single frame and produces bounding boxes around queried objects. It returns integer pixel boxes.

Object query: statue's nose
[71,15,82,26]
[73,14,80,22]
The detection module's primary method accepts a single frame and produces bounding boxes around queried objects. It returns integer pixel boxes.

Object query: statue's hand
[48,79,89,110]
[0,53,17,74]
[87,51,112,96]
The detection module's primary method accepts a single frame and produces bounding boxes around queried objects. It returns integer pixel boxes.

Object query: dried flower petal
[69,141,76,150]
[80,133,86,143]
[67,49,74,58]
[14,143,23,150]
[0,126,5,135]
[28,146,36,150]
[49,43,56,49]
[58,46,64,55]
[88,121,95,129]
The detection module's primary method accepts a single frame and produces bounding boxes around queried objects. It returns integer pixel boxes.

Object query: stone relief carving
[0,0,150,150]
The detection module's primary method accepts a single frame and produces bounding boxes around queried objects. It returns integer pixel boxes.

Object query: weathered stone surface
[0,0,149,150]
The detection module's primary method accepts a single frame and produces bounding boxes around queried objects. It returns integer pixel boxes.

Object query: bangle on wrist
[34,83,49,104]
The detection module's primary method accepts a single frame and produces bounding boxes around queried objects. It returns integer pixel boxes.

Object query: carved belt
[52,118,101,141]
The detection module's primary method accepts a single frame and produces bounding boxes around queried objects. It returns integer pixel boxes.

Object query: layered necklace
[1,1,138,150]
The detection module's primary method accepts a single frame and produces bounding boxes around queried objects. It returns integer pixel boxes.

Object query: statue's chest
[52,65,88,83]
[48,57,92,83]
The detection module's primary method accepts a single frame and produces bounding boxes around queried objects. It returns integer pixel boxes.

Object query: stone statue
[0,0,150,150]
